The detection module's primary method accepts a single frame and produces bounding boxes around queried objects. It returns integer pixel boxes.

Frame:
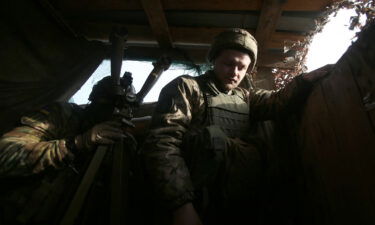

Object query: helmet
[88,73,134,102]
[207,28,258,71]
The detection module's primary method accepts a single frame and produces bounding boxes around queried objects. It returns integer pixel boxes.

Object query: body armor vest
[205,89,250,139]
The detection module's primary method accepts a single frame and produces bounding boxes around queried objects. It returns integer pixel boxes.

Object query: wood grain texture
[72,23,305,49]
[256,0,285,52]
[295,22,375,225]
[123,46,294,68]
[140,0,173,49]
[52,0,338,12]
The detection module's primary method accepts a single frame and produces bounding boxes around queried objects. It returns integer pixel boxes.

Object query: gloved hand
[75,121,125,150]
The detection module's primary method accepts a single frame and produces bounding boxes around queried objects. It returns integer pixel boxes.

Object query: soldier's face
[213,49,251,91]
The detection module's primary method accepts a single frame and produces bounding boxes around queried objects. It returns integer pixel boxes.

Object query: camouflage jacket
[0,102,86,177]
[142,70,313,209]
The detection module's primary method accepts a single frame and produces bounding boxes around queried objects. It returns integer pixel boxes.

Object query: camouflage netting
[273,0,375,90]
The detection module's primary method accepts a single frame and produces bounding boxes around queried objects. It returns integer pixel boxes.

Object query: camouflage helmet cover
[207,28,258,71]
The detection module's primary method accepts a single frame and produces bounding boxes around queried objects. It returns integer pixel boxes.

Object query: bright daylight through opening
[71,60,185,104]
[305,8,367,72]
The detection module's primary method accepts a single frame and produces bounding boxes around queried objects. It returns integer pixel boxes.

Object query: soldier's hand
[75,121,125,150]
[301,64,334,83]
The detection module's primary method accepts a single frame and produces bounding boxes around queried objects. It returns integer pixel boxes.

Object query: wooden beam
[172,27,304,48]
[171,27,305,49]
[71,23,305,50]
[256,0,286,54]
[139,0,173,50]
[123,46,295,68]
[163,0,338,11]
[52,0,339,12]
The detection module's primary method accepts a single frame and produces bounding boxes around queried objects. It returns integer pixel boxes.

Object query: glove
[75,121,125,150]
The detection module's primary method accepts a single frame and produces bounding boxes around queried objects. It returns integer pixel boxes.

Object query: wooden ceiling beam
[123,46,295,68]
[52,0,338,12]
[163,0,338,11]
[139,0,173,50]
[170,27,304,48]
[72,23,305,50]
[256,0,285,55]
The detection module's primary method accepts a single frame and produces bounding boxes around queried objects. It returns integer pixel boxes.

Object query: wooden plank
[64,10,317,33]
[72,22,300,68]
[171,27,305,49]
[255,0,285,52]
[124,46,294,68]
[110,141,128,225]
[297,73,375,225]
[340,23,375,130]
[163,0,338,11]
[71,23,305,50]
[60,146,107,225]
[52,0,339,12]
[317,64,375,225]
[296,22,375,224]
[297,84,338,223]
[139,0,173,50]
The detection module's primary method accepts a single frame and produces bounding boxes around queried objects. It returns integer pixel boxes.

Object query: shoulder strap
[194,75,209,124]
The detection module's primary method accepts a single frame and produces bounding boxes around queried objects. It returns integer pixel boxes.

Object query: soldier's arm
[142,76,201,210]
[0,104,76,177]
[250,65,332,121]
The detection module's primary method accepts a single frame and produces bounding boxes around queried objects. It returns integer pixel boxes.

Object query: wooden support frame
[255,0,286,53]
[72,23,305,50]
[123,46,295,68]
[140,0,174,50]
[53,0,338,12]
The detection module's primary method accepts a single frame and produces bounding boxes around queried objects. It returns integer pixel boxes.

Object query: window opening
[274,1,371,89]
[305,8,367,72]
[71,60,190,104]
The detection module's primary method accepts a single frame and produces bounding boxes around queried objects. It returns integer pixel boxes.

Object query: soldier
[142,28,332,225]
[0,74,135,224]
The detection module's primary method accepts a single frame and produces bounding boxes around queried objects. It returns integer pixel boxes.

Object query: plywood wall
[295,21,375,225]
